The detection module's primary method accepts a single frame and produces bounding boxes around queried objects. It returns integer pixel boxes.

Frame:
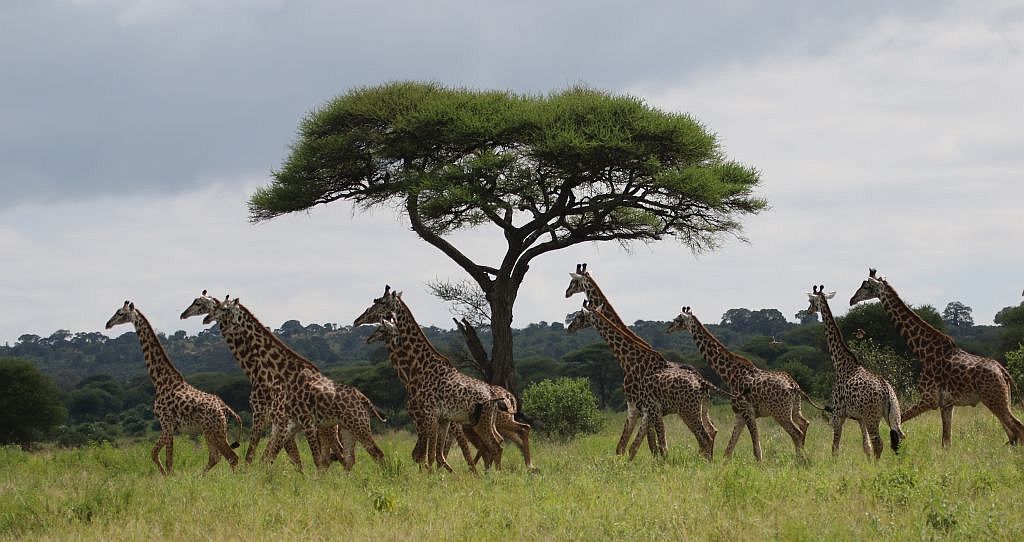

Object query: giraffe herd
[105,266,1023,475]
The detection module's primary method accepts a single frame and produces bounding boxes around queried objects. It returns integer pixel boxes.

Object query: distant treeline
[4,300,1023,447]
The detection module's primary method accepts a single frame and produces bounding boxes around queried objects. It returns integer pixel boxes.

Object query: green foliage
[1005,344,1024,401]
[0,358,68,446]
[522,377,604,440]
[847,338,917,401]
[994,303,1024,357]
[561,344,624,409]
[838,302,945,363]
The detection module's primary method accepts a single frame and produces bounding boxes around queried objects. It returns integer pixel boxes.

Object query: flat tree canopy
[250,82,766,391]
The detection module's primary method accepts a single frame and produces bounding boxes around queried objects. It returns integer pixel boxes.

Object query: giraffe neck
[387,298,452,384]
[223,304,320,380]
[687,314,755,387]
[817,297,859,377]
[131,310,185,390]
[589,310,665,375]
[876,280,956,362]
[216,323,260,381]
[582,274,656,351]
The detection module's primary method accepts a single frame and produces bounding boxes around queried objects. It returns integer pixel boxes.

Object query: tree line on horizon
[3,299,1023,448]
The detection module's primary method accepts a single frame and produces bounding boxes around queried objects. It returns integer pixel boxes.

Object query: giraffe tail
[703,379,734,400]
[797,388,827,411]
[883,381,904,454]
[363,394,388,424]
[225,404,243,449]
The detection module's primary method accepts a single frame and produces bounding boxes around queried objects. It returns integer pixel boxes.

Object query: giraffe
[203,297,387,470]
[667,306,820,461]
[105,301,241,475]
[180,291,316,468]
[365,316,519,471]
[806,285,904,458]
[353,286,516,472]
[850,268,1024,447]
[564,263,716,455]
[566,301,729,460]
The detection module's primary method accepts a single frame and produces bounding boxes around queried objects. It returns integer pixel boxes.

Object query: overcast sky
[2,0,1022,344]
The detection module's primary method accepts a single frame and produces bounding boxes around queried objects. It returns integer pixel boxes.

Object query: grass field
[3,405,1024,541]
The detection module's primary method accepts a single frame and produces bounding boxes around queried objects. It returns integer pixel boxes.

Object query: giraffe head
[805,285,837,315]
[203,295,242,327]
[365,314,400,345]
[850,268,885,306]
[565,299,603,333]
[353,285,402,326]
[105,300,138,329]
[179,289,220,320]
[666,306,698,334]
[564,263,589,298]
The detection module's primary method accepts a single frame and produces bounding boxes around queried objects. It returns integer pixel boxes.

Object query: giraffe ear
[825,291,837,299]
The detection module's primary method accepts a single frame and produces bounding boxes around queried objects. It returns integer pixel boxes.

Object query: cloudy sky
[2,0,1022,344]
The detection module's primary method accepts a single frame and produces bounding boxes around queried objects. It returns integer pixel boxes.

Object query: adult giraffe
[850,268,1024,447]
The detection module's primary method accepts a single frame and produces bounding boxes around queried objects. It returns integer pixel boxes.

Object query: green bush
[1006,344,1024,402]
[848,338,917,403]
[521,377,604,440]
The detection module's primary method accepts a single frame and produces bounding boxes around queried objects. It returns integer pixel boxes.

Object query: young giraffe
[564,263,717,455]
[667,306,821,461]
[806,285,904,459]
[353,286,512,472]
[204,297,387,470]
[366,316,527,470]
[105,301,241,475]
[180,291,337,470]
[851,269,1024,447]
[566,301,729,460]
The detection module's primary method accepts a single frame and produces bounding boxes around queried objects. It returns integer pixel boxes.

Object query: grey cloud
[1,1,938,208]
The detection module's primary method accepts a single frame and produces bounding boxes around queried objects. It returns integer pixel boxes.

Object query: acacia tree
[249,82,766,392]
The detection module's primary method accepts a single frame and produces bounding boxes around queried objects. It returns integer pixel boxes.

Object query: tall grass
[2,406,1023,541]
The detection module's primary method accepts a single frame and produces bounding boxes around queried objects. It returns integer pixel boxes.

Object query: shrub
[1006,344,1024,402]
[848,338,917,402]
[521,377,603,440]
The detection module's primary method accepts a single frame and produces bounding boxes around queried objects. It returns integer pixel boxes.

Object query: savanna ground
[3,406,1024,541]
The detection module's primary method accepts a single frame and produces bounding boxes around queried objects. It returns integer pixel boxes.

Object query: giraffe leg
[151,431,171,476]
[831,414,845,456]
[654,415,668,457]
[164,435,175,475]
[617,402,641,455]
[940,405,953,449]
[792,403,810,446]
[628,415,649,460]
[245,412,267,464]
[857,419,873,459]
[454,424,482,472]
[774,414,805,458]
[723,414,746,459]
[682,413,714,461]
[500,418,534,470]
[202,432,222,473]
[745,414,763,462]
[701,398,718,442]
[979,390,1024,445]
[434,420,455,472]
[351,419,385,467]
[336,429,356,471]
[900,395,937,422]
[867,421,883,460]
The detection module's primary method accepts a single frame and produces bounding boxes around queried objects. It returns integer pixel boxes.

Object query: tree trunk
[487,287,517,395]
